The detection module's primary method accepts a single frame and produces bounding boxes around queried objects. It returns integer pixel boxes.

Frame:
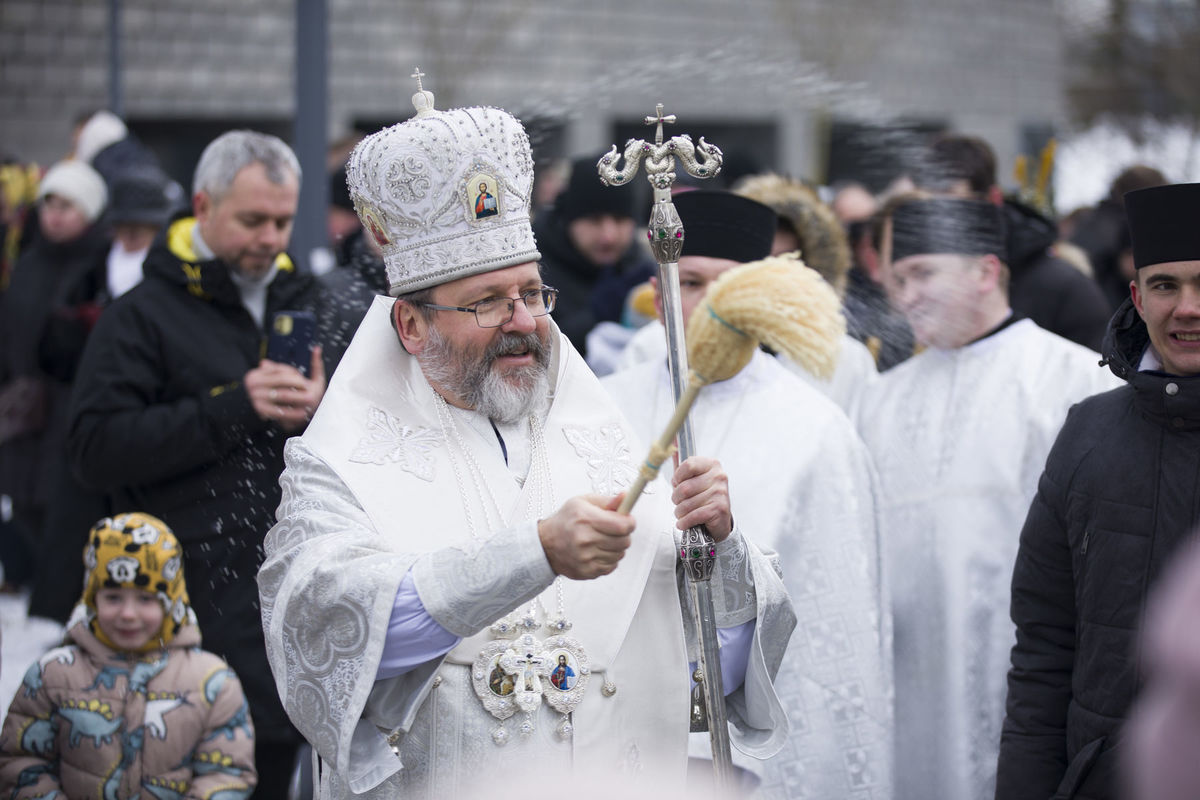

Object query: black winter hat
[108,166,171,227]
[674,189,776,263]
[330,163,354,212]
[556,155,638,223]
[1125,183,1200,269]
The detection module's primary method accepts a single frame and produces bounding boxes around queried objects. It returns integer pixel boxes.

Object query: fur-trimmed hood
[735,173,850,298]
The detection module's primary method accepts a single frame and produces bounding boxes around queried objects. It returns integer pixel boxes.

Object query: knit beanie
[81,512,194,653]
[37,160,108,223]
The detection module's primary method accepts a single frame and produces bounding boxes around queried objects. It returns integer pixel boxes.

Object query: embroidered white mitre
[345,98,540,295]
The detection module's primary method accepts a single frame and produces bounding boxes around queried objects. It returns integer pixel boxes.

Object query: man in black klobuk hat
[915,133,1113,351]
[603,189,893,797]
[615,190,776,372]
[856,194,1122,800]
[997,183,1200,800]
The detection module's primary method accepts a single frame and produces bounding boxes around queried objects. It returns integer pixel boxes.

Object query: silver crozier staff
[596,104,734,785]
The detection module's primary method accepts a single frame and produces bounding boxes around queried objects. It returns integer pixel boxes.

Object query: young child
[0,512,256,799]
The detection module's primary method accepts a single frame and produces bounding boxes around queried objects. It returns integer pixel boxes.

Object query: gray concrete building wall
[1,0,1066,192]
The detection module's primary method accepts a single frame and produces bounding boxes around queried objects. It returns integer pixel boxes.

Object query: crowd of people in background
[0,102,1197,800]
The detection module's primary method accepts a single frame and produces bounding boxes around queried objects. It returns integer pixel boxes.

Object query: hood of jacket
[143,214,296,308]
[65,604,204,663]
[1002,197,1058,273]
[1102,297,1200,430]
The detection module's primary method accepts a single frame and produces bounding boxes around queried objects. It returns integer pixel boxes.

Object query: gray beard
[419,324,551,425]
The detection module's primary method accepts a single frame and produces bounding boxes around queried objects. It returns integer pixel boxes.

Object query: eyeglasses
[415,287,559,328]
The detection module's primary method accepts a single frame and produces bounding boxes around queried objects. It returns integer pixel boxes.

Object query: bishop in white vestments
[257,88,794,800]
[856,196,1122,800]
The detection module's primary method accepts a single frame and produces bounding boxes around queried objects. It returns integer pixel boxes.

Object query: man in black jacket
[67,130,325,800]
[996,182,1200,800]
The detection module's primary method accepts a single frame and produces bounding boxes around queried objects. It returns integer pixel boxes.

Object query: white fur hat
[345,81,540,296]
[37,160,108,223]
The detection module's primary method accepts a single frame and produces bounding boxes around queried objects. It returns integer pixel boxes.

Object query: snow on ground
[0,590,67,721]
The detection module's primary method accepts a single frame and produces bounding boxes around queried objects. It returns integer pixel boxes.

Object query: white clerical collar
[1138,345,1164,372]
[192,224,278,328]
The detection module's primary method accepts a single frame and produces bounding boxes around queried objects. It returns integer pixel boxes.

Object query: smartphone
[266,311,317,377]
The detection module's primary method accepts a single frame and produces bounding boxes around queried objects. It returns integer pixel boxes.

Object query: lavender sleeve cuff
[374,569,462,681]
[688,619,756,697]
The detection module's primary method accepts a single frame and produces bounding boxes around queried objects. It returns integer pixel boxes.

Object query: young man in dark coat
[533,154,655,358]
[66,130,326,800]
[996,182,1200,800]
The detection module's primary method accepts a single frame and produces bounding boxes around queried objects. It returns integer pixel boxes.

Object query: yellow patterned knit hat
[82,512,194,652]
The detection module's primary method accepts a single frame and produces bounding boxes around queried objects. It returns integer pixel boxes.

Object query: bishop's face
[408,262,553,423]
[1131,260,1200,377]
[887,252,985,350]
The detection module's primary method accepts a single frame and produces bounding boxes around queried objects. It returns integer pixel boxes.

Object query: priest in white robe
[605,190,893,799]
[256,90,794,800]
[855,195,1122,800]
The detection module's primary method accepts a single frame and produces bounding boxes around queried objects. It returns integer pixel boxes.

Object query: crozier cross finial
[644,103,677,145]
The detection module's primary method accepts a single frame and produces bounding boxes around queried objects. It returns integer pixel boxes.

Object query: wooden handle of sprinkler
[617,377,705,515]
